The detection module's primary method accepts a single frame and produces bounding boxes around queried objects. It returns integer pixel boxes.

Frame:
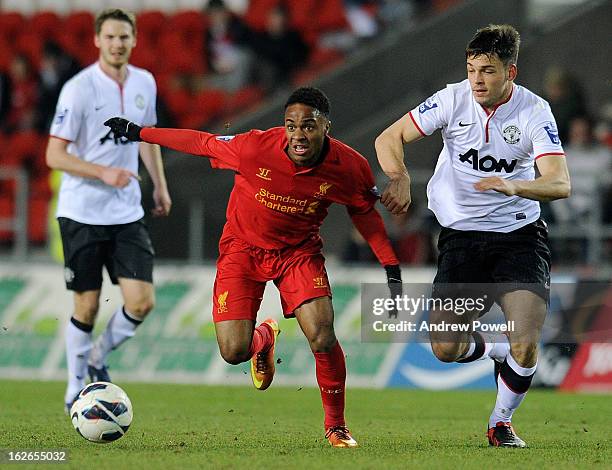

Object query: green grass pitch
[0,381,609,469]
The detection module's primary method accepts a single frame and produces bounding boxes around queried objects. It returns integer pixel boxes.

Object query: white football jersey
[410,79,564,232]
[50,63,157,225]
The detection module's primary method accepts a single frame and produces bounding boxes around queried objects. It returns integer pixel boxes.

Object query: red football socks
[314,341,346,428]
[248,322,274,357]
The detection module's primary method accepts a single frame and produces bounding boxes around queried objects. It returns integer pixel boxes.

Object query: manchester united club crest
[135,94,145,110]
[503,125,521,144]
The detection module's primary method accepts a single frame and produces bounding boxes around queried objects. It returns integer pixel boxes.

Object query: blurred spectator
[2,54,38,132]
[250,6,309,93]
[550,116,611,224]
[204,0,254,92]
[345,0,380,38]
[204,0,249,14]
[542,66,587,143]
[36,41,80,132]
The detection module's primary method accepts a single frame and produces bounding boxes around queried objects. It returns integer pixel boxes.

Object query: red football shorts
[212,235,332,322]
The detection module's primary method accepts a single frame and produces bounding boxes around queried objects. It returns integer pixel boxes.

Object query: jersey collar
[478,84,516,119]
[95,62,131,87]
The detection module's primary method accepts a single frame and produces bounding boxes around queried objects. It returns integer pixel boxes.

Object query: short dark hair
[95,8,136,35]
[466,24,520,67]
[285,87,331,118]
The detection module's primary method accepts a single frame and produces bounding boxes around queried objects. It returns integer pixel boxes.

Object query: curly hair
[284,87,331,118]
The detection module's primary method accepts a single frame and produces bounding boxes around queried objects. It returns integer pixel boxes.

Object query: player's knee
[218,344,250,365]
[510,342,538,367]
[124,298,155,319]
[307,330,337,353]
[74,302,99,324]
[431,342,461,363]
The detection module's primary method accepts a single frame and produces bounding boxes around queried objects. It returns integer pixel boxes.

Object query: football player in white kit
[45,9,172,412]
[375,24,570,447]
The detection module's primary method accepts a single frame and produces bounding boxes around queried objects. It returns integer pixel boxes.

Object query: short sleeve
[49,80,84,141]
[347,158,379,215]
[142,74,157,127]
[529,102,565,159]
[408,86,453,136]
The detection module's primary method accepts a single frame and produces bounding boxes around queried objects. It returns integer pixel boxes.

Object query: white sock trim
[507,352,537,376]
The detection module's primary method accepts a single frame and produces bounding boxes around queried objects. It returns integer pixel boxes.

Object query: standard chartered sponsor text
[255,188,308,214]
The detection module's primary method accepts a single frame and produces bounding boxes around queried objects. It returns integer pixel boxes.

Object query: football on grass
[70,382,133,443]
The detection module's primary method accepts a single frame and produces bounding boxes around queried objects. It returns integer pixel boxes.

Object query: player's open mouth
[293,145,309,156]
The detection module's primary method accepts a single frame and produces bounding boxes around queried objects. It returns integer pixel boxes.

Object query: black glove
[104,117,142,141]
[384,264,402,319]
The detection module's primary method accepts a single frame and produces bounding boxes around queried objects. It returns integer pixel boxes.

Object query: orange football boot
[325,426,358,448]
[250,318,280,391]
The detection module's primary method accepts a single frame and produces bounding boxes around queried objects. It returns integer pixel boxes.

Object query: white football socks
[481,332,510,362]
[89,306,141,369]
[65,318,93,404]
[489,353,537,428]
[458,332,510,362]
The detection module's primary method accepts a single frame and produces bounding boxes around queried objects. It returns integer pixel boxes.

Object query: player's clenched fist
[381,174,411,215]
[104,117,143,141]
[100,166,140,188]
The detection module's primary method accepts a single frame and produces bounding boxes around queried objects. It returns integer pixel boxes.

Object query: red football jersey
[141,126,398,264]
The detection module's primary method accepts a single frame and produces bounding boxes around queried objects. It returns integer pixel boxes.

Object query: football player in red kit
[105,87,401,448]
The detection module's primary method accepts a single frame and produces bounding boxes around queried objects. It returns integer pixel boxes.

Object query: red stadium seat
[16,32,43,69]
[7,131,44,170]
[31,174,51,199]
[287,0,318,32]
[137,10,166,42]
[0,39,13,73]
[316,0,349,32]
[62,11,96,65]
[0,195,15,242]
[29,11,62,42]
[165,88,193,119]
[28,196,49,244]
[167,10,206,40]
[193,88,227,124]
[0,12,26,42]
[158,32,204,74]
[63,11,94,36]
[244,0,281,31]
[130,37,158,72]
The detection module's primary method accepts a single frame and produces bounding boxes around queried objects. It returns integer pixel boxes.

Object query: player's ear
[507,64,517,81]
[94,33,101,49]
[325,120,331,134]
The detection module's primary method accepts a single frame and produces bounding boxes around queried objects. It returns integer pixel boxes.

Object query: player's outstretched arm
[46,136,139,188]
[474,155,571,201]
[104,117,215,157]
[375,112,423,215]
